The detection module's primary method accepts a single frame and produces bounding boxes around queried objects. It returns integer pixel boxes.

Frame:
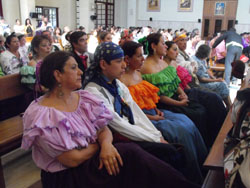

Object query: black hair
[231,60,245,79]
[65,31,72,42]
[69,31,86,49]
[40,51,73,90]
[229,27,236,32]
[99,31,110,41]
[165,41,175,50]
[53,27,62,35]
[25,18,32,26]
[122,41,142,57]
[18,34,25,41]
[190,31,199,40]
[147,33,162,56]
[195,44,211,59]
[78,26,85,30]
[31,35,50,56]
[5,33,17,48]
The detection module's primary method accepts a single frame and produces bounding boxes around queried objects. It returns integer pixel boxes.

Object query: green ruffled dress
[20,65,36,90]
[142,66,209,146]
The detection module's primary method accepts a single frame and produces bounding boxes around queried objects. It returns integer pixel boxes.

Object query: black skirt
[41,143,199,188]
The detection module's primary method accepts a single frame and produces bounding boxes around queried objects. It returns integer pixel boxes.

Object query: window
[0,0,3,18]
[227,20,234,30]
[35,6,58,28]
[95,0,114,28]
[203,19,210,37]
[214,19,222,34]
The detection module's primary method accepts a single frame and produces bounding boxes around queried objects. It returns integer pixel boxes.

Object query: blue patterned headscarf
[83,42,124,87]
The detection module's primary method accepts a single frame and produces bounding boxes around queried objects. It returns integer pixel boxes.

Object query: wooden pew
[0,73,33,188]
[202,83,248,187]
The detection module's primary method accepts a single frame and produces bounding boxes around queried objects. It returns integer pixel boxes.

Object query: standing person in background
[24,18,34,37]
[13,19,24,34]
[210,31,227,64]
[212,28,243,85]
[0,33,24,74]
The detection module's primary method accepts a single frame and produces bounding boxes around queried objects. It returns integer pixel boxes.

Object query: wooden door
[202,0,238,39]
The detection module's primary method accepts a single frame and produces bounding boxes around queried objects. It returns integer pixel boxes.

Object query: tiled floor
[2,79,242,188]
[3,149,40,188]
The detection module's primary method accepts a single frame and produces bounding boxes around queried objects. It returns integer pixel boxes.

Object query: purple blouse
[21,90,113,172]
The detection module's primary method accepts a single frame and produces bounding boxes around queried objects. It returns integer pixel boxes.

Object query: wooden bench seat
[202,83,248,187]
[0,73,33,188]
[203,110,233,170]
[210,63,225,72]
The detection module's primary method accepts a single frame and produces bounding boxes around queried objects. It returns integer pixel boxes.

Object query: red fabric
[176,66,192,90]
[240,55,249,63]
[79,55,88,69]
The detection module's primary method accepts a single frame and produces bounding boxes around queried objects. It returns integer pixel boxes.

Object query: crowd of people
[0,15,249,187]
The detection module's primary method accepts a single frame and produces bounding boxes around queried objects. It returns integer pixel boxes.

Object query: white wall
[235,0,250,34]
[78,0,95,33]
[2,0,21,29]
[135,0,203,32]
[36,0,76,30]
[115,0,128,28]
[19,0,36,25]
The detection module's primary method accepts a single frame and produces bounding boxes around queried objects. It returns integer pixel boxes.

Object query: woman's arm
[160,95,188,106]
[198,76,223,83]
[56,143,99,168]
[97,126,123,175]
[176,87,188,100]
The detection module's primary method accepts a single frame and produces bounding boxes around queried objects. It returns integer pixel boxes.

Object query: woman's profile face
[104,34,112,42]
[9,37,20,50]
[129,46,144,70]
[59,57,83,90]
[166,43,179,61]
[155,36,167,56]
[37,39,52,57]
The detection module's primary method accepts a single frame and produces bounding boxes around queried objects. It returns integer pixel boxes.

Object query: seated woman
[20,35,52,90]
[98,31,113,44]
[120,41,207,184]
[192,44,231,110]
[164,41,227,147]
[0,33,26,74]
[28,35,52,67]
[21,51,199,188]
[140,33,209,144]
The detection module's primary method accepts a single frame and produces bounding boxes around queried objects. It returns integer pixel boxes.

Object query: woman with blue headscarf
[83,42,203,185]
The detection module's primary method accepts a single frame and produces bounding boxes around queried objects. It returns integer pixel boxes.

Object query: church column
[19,0,36,25]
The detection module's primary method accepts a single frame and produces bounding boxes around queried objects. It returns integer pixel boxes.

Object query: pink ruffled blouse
[21,90,113,172]
[176,65,192,90]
